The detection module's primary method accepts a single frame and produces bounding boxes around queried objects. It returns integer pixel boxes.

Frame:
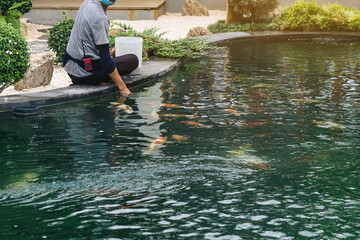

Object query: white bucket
[115,37,143,75]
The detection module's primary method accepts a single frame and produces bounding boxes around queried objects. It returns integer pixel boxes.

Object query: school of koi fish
[109,94,347,170]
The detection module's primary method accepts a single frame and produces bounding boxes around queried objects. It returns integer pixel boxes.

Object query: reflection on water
[0,37,359,239]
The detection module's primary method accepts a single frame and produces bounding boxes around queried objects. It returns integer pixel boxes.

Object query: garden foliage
[0,24,30,93]
[270,0,360,31]
[0,0,32,15]
[228,0,278,23]
[47,13,74,64]
[110,28,216,60]
[212,0,360,33]
[208,20,269,33]
[0,1,31,30]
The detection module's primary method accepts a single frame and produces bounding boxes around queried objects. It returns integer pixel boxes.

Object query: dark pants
[68,54,139,85]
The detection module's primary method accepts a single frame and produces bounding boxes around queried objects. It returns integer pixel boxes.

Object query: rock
[182,0,210,16]
[14,52,55,91]
[109,28,121,36]
[187,26,212,37]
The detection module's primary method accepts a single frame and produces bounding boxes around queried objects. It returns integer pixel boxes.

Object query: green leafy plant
[0,24,30,93]
[109,19,134,32]
[110,28,217,60]
[0,1,31,30]
[228,0,278,23]
[47,13,74,64]
[269,0,360,31]
[0,0,32,15]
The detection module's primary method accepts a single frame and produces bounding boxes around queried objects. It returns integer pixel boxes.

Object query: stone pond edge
[1,31,360,111]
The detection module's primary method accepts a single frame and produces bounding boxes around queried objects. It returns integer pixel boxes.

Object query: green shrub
[153,37,215,59]
[229,0,278,23]
[208,20,270,33]
[0,0,32,15]
[47,14,74,64]
[0,1,31,30]
[318,3,360,31]
[270,0,360,31]
[110,28,217,60]
[0,24,29,93]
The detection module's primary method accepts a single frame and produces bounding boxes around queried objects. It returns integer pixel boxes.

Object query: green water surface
[0,37,359,239]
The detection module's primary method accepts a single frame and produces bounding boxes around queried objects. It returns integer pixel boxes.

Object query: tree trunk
[251,13,256,23]
[226,1,243,24]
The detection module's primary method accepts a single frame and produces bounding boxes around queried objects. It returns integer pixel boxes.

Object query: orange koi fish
[143,137,167,154]
[171,135,189,141]
[161,103,183,108]
[182,121,211,128]
[225,109,241,116]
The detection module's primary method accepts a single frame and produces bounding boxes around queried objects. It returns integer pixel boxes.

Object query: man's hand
[109,68,132,96]
[120,87,131,97]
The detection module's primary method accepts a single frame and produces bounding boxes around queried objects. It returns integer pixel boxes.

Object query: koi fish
[225,109,241,116]
[148,102,159,106]
[158,114,189,118]
[171,135,189,141]
[110,102,133,114]
[151,111,187,118]
[313,120,345,129]
[239,103,250,109]
[251,83,277,88]
[291,98,323,103]
[182,121,212,128]
[161,103,183,108]
[143,136,167,154]
[117,105,133,114]
[227,146,271,170]
[151,110,159,118]
[288,90,312,95]
[110,102,122,106]
[246,121,266,127]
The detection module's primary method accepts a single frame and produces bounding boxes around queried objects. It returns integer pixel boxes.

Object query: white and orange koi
[143,136,167,154]
[110,102,133,114]
[313,120,345,130]
[225,108,241,116]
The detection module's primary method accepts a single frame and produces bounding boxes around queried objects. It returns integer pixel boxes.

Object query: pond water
[0,36,359,239]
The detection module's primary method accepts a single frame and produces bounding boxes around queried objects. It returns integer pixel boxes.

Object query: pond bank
[1,31,360,111]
